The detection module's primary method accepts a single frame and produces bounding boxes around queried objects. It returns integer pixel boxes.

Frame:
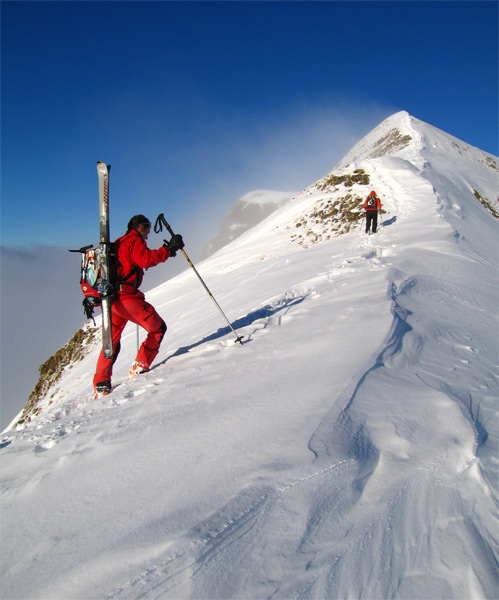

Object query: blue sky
[2,0,498,250]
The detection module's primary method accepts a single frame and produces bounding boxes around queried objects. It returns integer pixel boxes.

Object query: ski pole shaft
[180,247,244,344]
[154,214,243,345]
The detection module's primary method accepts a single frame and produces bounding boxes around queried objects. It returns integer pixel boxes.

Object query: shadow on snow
[157,293,308,364]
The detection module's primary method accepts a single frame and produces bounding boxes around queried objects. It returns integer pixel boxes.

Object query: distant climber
[363,191,382,234]
[93,215,184,399]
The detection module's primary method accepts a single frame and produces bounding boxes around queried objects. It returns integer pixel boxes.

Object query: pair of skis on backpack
[69,163,114,358]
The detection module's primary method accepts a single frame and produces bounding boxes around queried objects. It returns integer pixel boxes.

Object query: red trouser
[93,295,166,387]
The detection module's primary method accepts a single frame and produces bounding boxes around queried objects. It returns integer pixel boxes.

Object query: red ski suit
[93,229,170,387]
[363,195,382,234]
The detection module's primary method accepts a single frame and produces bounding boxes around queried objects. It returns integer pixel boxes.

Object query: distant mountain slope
[202,189,295,258]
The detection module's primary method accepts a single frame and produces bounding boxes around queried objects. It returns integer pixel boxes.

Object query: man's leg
[93,308,128,390]
[366,212,373,233]
[117,297,166,371]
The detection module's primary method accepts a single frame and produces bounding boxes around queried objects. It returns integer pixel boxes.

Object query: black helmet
[127,214,151,231]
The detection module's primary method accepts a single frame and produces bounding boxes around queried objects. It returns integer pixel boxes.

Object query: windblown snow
[1,111,498,600]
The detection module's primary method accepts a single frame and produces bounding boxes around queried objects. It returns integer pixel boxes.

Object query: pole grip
[154,213,175,238]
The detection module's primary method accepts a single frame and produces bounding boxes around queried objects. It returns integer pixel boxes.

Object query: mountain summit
[2,112,498,600]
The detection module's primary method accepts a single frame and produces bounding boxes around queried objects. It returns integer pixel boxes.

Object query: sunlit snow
[1,111,498,600]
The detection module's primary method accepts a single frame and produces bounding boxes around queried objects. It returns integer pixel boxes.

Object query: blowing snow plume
[2,111,498,600]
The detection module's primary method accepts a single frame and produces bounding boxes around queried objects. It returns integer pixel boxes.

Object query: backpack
[70,241,137,323]
[74,243,116,322]
[367,195,377,208]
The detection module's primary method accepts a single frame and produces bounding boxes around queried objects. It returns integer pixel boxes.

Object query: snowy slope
[1,111,498,600]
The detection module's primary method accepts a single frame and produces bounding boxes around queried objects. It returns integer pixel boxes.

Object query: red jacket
[363,196,382,211]
[115,229,170,297]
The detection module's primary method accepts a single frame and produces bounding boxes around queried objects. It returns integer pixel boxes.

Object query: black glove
[163,234,184,257]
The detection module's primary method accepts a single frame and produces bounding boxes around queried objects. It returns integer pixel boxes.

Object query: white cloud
[0,246,85,429]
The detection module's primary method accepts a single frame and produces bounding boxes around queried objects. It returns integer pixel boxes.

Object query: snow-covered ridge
[337,110,499,175]
[215,110,498,255]
[1,111,498,600]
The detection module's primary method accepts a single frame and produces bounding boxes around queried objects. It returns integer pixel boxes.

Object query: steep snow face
[202,189,295,258]
[1,113,498,600]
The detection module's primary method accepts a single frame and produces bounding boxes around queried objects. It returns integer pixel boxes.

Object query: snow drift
[1,111,498,600]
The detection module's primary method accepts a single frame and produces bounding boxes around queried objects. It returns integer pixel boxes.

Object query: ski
[96,161,113,359]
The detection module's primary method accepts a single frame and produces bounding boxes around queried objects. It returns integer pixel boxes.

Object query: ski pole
[154,213,244,345]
